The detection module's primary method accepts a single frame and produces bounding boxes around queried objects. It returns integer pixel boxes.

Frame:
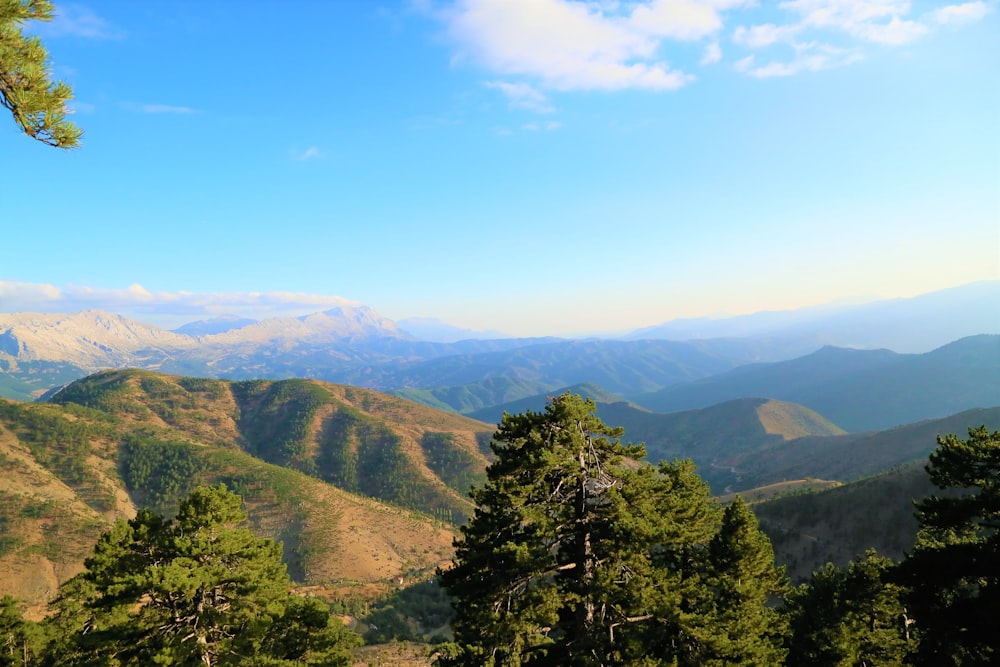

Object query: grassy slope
[596,397,845,491]
[726,406,1000,491]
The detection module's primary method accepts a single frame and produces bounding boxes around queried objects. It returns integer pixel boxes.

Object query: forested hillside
[0,369,494,617]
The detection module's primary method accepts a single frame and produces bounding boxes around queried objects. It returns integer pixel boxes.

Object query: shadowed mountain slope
[632,335,1000,431]
[752,462,937,583]
[721,406,1000,492]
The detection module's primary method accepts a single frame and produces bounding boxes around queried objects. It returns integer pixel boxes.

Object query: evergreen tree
[39,484,360,666]
[437,393,781,666]
[1,0,82,147]
[784,552,909,666]
[0,596,45,666]
[697,497,787,666]
[897,426,1000,666]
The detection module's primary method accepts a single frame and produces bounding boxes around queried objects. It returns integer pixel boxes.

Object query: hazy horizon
[4,2,998,337]
[1,278,995,339]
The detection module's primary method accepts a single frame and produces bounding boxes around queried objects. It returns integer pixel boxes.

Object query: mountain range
[1,281,996,411]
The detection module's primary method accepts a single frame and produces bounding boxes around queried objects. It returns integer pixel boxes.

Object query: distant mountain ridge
[625,280,1000,353]
[1,281,996,408]
[633,335,1000,431]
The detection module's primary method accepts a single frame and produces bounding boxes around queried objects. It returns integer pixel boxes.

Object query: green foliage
[315,406,469,522]
[37,484,361,666]
[50,370,145,416]
[117,435,205,514]
[0,595,46,666]
[438,393,786,666]
[234,379,330,473]
[897,426,1000,666]
[784,552,910,666]
[0,0,82,147]
[754,463,938,583]
[699,497,788,666]
[0,401,114,512]
[421,432,486,495]
[316,407,362,491]
[361,580,454,644]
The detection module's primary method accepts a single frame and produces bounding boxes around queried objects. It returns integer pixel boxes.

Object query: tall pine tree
[437,393,784,667]
[697,497,787,666]
[39,484,360,666]
[897,426,1000,666]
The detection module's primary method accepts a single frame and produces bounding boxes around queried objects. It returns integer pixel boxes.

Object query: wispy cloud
[291,147,325,161]
[733,23,803,49]
[0,280,360,326]
[141,104,197,114]
[701,41,723,65]
[522,121,561,131]
[927,1,992,25]
[29,3,122,40]
[730,0,989,78]
[734,44,861,77]
[67,101,97,115]
[123,103,199,115]
[485,81,555,112]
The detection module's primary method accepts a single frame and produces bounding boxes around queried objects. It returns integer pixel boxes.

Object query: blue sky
[3,0,998,336]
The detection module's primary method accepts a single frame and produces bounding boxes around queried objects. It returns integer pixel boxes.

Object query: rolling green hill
[723,406,1000,491]
[596,397,846,490]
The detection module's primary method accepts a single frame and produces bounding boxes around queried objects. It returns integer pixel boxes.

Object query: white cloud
[291,146,325,161]
[777,0,928,43]
[734,43,862,77]
[0,281,360,326]
[29,4,121,40]
[927,2,991,25]
[67,101,97,114]
[124,103,198,114]
[522,121,562,131]
[485,81,555,112]
[732,22,803,48]
[701,41,723,64]
[0,280,62,309]
[445,0,694,91]
[853,15,927,44]
[438,0,991,88]
[779,0,910,29]
[629,0,750,41]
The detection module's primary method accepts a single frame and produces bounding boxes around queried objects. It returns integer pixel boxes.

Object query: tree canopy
[897,426,1000,666]
[0,0,81,147]
[39,484,360,666]
[437,393,786,666]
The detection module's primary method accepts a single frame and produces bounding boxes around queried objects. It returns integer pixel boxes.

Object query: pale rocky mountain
[0,306,409,373]
[202,305,411,345]
[0,310,196,368]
